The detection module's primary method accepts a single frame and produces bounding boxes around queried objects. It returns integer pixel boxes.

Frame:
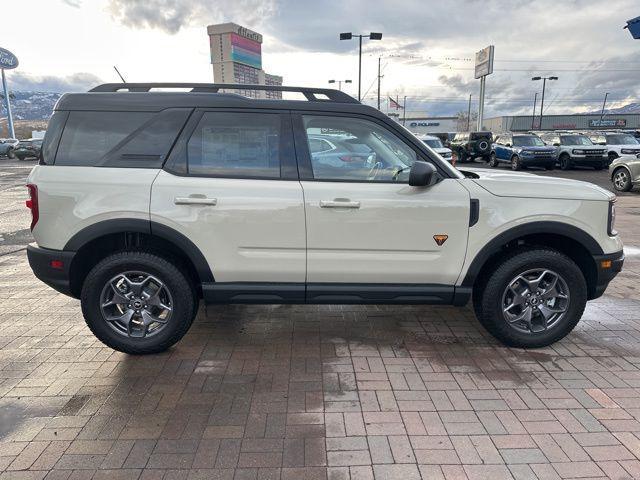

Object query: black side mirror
[409,161,437,187]
[553,143,560,147]
[505,143,511,148]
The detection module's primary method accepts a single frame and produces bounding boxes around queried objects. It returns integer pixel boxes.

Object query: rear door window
[186,112,283,178]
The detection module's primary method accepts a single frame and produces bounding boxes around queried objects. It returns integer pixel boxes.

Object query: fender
[64,219,214,283]
[461,221,603,287]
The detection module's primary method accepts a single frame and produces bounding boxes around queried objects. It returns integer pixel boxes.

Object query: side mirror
[553,143,560,147]
[409,161,437,187]
[505,143,511,148]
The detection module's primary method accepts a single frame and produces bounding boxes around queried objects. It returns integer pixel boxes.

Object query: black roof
[56,83,383,117]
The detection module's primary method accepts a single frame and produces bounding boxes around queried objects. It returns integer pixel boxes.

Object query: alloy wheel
[100,271,173,338]
[613,170,630,191]
[501,268,570,334]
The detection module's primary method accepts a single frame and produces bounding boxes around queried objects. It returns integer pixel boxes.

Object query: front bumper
[571,155,608,166]
[590,250,624,299]
[520,154,556,166]
[27,244,77,297]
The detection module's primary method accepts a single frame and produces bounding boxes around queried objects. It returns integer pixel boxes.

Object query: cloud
[107,0,276,34]
[7,72,103,93]
[60,0,82,7]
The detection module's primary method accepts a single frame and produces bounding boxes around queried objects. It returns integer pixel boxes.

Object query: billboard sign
[589,119,627,128]
[474,45,494,79]
[230,32,262,70]
[0,47,18,70]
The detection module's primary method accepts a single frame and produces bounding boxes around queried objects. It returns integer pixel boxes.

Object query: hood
[434,147,452,154]
[460,167,614,201]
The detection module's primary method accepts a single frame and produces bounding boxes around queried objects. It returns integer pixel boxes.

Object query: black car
[14,138,43,161]
[449,131,493,163]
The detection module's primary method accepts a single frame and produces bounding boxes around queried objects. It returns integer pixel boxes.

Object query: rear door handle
[174,196,217,206]
[320,199,361,209]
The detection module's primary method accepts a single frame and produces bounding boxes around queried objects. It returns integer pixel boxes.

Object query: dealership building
[207,23,283,99]
[484,113,640,132]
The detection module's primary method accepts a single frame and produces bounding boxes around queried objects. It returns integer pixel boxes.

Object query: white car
[415,134,453,161]
[588,132,640,163]
[26,83,623,354]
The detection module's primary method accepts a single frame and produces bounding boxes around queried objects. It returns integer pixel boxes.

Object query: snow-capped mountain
[0,91,62,121]
[586,102,640,115]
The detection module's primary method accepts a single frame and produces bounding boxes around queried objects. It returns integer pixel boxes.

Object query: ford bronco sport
[27,83,623,354]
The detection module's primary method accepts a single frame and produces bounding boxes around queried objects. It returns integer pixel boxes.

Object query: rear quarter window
[40,111,68,165]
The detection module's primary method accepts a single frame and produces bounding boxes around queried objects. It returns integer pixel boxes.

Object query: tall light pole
[328,79,352,91]
[467,94,472,131]
[531,92,538,130]
[531,76,558,130]
[339,32,383,102]
[600,92,609,123]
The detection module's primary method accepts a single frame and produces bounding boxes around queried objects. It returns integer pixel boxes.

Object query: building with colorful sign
[484,113,640,132]
[207,23,283,99]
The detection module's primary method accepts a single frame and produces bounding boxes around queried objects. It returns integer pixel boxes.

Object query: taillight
[26,184,39,231]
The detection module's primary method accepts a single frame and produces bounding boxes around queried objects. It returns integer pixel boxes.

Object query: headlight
[621,149,639,155]
[608,199,617,236]
[573,149,586,154]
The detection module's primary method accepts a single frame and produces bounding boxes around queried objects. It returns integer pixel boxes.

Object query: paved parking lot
[1,159,640,479]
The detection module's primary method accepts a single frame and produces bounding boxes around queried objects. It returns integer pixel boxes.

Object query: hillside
[0,91,62,121]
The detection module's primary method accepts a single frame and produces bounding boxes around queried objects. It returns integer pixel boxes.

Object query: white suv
[588,131,640,163]
[415,134,453,161]
[26,83,623,354]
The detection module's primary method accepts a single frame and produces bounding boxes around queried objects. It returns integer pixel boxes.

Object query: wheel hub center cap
[530,297,540,305]
[133,299,143,309]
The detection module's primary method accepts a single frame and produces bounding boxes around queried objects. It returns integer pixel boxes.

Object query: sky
[2,0,640,118]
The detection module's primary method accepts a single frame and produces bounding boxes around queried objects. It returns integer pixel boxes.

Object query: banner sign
[589,119,627,128]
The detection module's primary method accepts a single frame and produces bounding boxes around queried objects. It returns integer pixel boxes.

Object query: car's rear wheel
[488,152,499,168]
[511,155,521,171]
[559,153,571,170]
[612,167,632,192]
[457,149,467,163]
[81,251,197,354]
[474,248,587,348]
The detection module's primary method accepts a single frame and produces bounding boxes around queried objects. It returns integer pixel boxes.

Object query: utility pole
[467,94,472,131]
[477,76,485,131]
[403,96,407,126]
[377,57,382,110]
[531,92,538,130]
[1,70,14,139]
[600,92,609,122]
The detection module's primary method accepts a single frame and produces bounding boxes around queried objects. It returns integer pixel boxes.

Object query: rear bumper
[590,249,624,299]
[27,244,77,298]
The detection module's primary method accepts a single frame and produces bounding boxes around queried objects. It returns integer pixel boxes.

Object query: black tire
[559,153,571,170]
[457,149,467,163]
[7,148,15,159]
[488,153,499,168]
[511,155,521,171]
[612,167,632,192]
[474,248,587,348]
[81,251,197,354]
[608,152,618,163]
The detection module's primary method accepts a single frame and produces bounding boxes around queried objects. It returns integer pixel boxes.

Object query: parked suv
[489,133,556,170]
[540,132,608,170]
[610,153,640,192]
[27,83,623,354]
[415,134,453,161]
[0,138,18,158]
[13,138,43,161]
[588,132,640,163]
[449,131,493,163]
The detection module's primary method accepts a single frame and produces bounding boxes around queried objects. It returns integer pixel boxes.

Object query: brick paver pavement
[1,165,640,478]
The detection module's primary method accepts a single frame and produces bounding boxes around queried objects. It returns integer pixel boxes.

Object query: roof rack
[89,83,359,104]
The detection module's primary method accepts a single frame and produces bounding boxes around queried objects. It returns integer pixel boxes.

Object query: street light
[531,76,558,130]
[328,79,352,91]
[339,32,383,101]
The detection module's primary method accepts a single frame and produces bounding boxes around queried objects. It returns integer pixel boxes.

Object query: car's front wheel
[7,148,15,159]
[511,155,521,171]
[488,153,499,168]
[559,153,572,170]
[612,167,632,192]
[474,248,587,348]
[81,251,197,354]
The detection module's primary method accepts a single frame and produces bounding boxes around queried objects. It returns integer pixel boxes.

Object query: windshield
[423,138,444,149]
[513,136,545,147]
[561,135,593,146]
[607,134,639,145]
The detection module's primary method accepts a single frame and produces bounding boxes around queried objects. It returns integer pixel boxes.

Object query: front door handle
[320,199,361,209]
[174,195,217,206]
